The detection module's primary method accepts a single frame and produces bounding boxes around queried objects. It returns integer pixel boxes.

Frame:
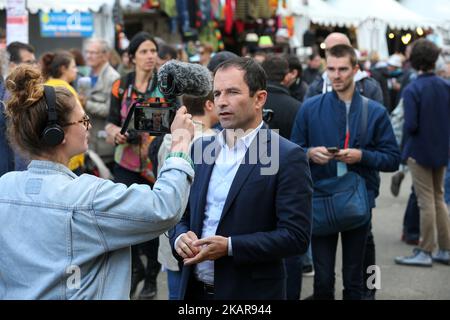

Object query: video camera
[120,98,176,136]
[120,60,213,136]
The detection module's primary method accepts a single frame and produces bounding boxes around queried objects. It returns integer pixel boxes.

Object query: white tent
[280,0,434,59]
[327,0,433,30]
[401,0,450,26]
[278,0,352,49]
[26,0,115,14]
[327,0,435,59]
[279,0,353,27]
[401,0,450,50]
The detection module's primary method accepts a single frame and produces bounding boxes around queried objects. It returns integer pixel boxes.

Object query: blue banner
[40,11,94,38]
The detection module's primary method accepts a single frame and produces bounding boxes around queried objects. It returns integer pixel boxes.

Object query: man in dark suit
[170,57,312,300]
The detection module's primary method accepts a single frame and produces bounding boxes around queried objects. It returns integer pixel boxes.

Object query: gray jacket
[85,63,120,164]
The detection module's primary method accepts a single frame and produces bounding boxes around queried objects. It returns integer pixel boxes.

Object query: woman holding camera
[105,32,167,299]
[0,64,194,299]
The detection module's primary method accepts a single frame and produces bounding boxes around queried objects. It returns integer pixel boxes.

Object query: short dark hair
[214,57,267,97]
[410,39,441,72]
[182,91,214,116]
[158,44,177,60]
[286,54,303,75]
[261,54,289,83]
[309,52,320,61]
[327,44,357,67]
[128,32,158,60]
[7,41,35,64]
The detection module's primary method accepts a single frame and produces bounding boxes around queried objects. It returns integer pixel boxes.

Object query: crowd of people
[0,30,449,300]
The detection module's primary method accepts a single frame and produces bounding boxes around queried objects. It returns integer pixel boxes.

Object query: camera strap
[121,70,158,107]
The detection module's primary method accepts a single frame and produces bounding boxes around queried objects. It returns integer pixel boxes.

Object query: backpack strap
[360,96,369,148]
[118,72,135,105]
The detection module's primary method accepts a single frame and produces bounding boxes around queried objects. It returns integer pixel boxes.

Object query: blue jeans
[167,270,182,300]
[312,222,369,300]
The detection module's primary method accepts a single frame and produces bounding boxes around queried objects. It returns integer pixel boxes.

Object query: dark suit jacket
[170,127,312,299]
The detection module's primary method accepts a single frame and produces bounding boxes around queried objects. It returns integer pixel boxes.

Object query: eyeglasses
[23,60,38,65]
[84,50,102,56]
[62,114,90,131]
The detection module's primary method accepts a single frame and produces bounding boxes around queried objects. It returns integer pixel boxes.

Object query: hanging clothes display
[160,0,177,17]
[236,0,273,20]
[224,0,235,34]
[199,21,224,51]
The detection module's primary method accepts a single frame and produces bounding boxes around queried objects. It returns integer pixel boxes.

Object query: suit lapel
[193,137,220,234]
[219,126,271,222]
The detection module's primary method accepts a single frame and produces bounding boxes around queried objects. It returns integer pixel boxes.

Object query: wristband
[165,151,194,170]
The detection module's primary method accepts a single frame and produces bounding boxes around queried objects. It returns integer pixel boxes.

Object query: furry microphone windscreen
[158,60,212,97]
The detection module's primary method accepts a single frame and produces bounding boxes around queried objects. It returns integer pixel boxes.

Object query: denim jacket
[0,158,194,299]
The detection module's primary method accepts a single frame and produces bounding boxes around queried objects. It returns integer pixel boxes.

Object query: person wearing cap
[386,54,404,111]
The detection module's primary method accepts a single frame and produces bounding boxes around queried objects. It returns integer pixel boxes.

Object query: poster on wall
[40,12,94,38]
[6,0,29,45]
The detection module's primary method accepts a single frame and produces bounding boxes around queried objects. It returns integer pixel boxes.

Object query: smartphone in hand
[327,147,340,154]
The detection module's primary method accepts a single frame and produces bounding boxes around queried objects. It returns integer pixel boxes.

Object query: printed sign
[40,11,94,38]
[7,0,29,44]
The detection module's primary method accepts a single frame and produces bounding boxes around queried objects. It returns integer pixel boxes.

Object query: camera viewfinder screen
[134,106,175,135]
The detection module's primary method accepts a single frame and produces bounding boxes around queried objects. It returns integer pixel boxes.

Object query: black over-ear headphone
[42,86,65,146]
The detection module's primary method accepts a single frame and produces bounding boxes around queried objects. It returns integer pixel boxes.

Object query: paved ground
[136,172,450,300]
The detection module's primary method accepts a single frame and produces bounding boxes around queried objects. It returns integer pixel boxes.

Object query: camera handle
[120,100,140,135]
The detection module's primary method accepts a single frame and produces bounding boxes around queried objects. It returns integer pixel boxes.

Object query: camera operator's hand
[170,106,194,153]
[114,131,128,145]
[105,123,128,145]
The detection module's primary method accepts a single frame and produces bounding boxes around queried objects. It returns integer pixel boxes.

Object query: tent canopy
[282,0,353,27]
[282,0,434,30]
[401,0,450,25]
[26,0,115,13]
[327,0,434,30]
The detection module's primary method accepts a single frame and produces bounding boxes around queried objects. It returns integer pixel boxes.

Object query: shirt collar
[217,121,264,149]
[28,160,78,179]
